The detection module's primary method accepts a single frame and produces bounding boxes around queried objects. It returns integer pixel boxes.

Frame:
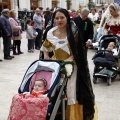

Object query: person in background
[0,26,2,61]
[33,8,43,50]
[88,8,98,24]
[44,10,52,29]
[9,9,23,55]
[74,8,94,56]
[72,9,81,19]
[104,3,120,36]
[40,8,97,120]
[0,9,13,60]
[93,10,103,42]
[26,20,37,53]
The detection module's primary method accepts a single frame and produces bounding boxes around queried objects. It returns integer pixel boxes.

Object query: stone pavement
[0,32,120,120]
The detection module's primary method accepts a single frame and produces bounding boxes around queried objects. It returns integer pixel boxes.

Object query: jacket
[26,25,36,39]
[74,16,94,47]
[33,13,43,30]
[0,15,12,37]
[9,17,22,40]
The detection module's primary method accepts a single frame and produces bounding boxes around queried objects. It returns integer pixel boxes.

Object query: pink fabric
[8,94,49,120]
[29,71,52,91]
[9,17,22,40]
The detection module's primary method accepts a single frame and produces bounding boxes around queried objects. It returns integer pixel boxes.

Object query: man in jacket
[33,8,43,50]
[74,8,94,56]
[0,9,13,60]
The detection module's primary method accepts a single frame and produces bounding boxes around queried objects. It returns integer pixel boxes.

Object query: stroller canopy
[19,60,61,93]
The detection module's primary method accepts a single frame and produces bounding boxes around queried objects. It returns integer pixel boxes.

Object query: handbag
[12,31,19,36]
[33,28,38,36]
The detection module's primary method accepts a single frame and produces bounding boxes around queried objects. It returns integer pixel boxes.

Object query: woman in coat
[9,10,23,55]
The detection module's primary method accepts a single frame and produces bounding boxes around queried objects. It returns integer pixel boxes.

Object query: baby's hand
[38,95,44,98]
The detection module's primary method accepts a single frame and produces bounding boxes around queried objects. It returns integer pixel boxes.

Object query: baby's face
[107,45,114,50]
[33,81,45,92]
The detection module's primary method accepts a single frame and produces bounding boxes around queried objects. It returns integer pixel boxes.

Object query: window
[2,0,7,2]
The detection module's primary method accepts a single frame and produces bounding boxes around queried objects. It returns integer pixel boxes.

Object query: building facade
[0,0,116,13]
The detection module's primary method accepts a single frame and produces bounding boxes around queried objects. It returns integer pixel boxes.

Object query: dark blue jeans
[28,39,34,50]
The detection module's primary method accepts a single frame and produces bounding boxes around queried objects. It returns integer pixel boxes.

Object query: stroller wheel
[93,77,97,84]
[107,78,111,86]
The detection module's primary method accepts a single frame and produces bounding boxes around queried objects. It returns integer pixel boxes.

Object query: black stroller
[18,59,73,120]
[92,35,120,86]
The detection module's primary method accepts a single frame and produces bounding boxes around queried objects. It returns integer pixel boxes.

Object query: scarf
[13,18,22,33]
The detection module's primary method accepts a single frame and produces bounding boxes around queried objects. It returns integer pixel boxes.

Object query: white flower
[65,64,73,77]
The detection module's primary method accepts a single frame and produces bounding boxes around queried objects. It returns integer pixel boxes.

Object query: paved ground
[0,32,120,120]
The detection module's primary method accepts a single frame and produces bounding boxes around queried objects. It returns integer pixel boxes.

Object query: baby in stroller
[106,42,118,56]
[8,60,72,120]
[92,37,119,86]
[23,78,48,98]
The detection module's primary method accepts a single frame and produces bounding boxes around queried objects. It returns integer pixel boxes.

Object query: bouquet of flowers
[60,61,74,78]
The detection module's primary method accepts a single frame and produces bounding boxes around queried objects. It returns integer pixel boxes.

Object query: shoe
[9,55,14,58]
[0,59,2,62]
[13,53,19,55]
[28,50,31,53]
[4,56,12,60]
[35,47,40,50]
[18,51,24,54]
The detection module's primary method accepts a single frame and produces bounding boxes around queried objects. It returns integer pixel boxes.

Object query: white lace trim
[106,14,120,26]
[47,26,70,55]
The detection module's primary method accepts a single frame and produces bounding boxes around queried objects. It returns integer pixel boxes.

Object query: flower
[65,64,73,77]
[60,61,74,78]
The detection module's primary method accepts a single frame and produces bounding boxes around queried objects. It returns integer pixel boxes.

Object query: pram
[92,35,120,86]
[8,59,73,120]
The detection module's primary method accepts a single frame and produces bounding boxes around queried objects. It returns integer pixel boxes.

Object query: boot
[13,41,19,55]
[17,45,23,54]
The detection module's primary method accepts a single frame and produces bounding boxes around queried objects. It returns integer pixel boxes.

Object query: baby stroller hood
[98,35,120,50]
[18,60,61,97]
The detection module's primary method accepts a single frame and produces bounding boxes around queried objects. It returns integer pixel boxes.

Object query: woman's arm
[44,51,51,59]
[65,55,74,61]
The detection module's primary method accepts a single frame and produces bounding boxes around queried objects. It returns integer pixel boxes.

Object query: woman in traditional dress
[104,3,120,36]
[40,8,98,120]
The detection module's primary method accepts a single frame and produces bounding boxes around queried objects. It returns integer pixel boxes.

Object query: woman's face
[54,11,67,28]
[12,12,16,18]
[109,7,116,16]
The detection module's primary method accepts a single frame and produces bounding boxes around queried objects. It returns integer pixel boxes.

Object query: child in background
[26,20,36,52]
[106,42,118,56]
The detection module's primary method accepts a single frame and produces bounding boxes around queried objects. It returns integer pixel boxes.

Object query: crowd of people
[0,2,120,120]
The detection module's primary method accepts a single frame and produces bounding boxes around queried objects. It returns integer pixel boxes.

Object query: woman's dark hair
[43,8,71,39]
[25,19,31,30]
[43,8,76,55]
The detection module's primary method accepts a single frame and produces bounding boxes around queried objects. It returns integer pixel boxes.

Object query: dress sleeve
[40,39,53,52]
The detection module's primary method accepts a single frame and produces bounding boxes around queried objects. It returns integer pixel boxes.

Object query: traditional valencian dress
[40,26,98,120]
[104,13,120,35]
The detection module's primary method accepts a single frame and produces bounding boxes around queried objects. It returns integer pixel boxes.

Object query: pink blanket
[8,94,49,120]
